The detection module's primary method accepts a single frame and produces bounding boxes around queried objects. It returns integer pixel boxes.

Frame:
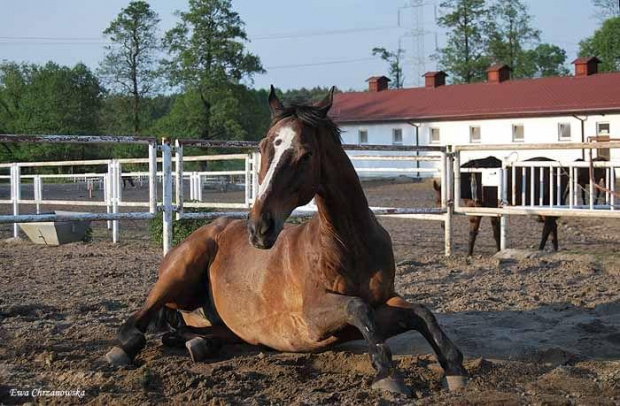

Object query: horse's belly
[216,306,337,352]
[209,245,326,350]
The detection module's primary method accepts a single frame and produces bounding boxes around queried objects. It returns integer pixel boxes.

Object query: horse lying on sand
[106,87,468,395]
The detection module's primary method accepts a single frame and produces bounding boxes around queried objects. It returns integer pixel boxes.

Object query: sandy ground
[1,178,620,405]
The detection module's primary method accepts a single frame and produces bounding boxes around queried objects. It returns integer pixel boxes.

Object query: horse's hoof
[162,332,186,348]
[442,375,468,391]
[371,375,412,397]
[185,337,219,363]
[106,346,132,367]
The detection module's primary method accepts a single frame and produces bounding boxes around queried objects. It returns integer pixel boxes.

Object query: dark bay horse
[507,157,569,252]
[105,87,468,395]
[575,157,608,205]
[434,156,569,255]
[434,156,501,256]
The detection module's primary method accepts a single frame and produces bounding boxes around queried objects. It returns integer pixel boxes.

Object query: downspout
[408,121,420,178]
[572,114,587,160]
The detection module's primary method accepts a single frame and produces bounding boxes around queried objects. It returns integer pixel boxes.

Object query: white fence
[0,135,452,256]
[6,136,618,256]
[453,142,620,251]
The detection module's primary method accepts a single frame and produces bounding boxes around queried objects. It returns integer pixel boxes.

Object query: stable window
[512,124,524,142]
[469,126,481,143]
[358,129,368,144]
[597,122,610,135]
[430,127,440,144]
[392,128,403,145]
[558,122,571,141]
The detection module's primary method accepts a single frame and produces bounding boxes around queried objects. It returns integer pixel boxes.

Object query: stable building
[331,58,620,171]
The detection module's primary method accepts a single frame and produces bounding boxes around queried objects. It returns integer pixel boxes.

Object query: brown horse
[433,156,502,256]
[433,156,569,255]
[575,157,608,205]
[105,87,468,395]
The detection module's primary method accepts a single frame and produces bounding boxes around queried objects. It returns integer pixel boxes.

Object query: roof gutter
[334,107,620,125]
[572,114,587,160]
[407,121,421,178]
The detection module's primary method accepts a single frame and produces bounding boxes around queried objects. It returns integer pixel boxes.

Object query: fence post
[162,139,173,256]
[443,148,453,257]
[112,160,120,243]
[453,151,461,213]
[148,142,157,215]
[175,139,183,220]
[106,161,112,231]
[197,174,203,202]
[34,175,42,214]
[500,160,508,251]
[11,163,20,238]
[611,166,616,210]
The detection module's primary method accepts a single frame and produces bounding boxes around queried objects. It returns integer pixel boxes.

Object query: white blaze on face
[257,126,297,199]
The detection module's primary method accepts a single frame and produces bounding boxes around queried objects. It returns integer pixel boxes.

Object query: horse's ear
[433,180,441,192]
[315,86,335,118]
[268,85,285,119]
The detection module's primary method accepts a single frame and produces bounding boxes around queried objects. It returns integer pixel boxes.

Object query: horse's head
[248,86,335,249]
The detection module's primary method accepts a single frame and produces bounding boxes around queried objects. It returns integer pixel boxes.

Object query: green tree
[0,62,104,163]
[100,0,161,135]
[579,16,620,72]
[163,0,264,140]
[436,0,489,83]
[486,0,540,78]
[593,0,620,21]
[279,86,335,104]
[0,62,31,134]
[521,43,570,78]
[371,47,405,88]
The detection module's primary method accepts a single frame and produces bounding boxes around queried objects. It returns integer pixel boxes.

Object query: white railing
[453,142,620,250]
[0,136,452,256]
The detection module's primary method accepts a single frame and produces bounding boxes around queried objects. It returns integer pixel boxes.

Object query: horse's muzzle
[248,212,279,249]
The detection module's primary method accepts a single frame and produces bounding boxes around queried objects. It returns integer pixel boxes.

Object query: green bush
[148,208,215,247]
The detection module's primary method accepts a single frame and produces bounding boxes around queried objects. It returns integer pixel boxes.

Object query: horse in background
[433,156,502,256]
[575,157,608,205]
[507,157,569,251]
[433,156,569,255]
[106,86,468,396]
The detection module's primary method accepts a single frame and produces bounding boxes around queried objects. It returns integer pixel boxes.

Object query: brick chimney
[366,76,390,92]
[423,71,448,88]
[486,64,511,83]
[572,57,600,77]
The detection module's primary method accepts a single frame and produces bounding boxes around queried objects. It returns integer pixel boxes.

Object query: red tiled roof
[330,72,620,123]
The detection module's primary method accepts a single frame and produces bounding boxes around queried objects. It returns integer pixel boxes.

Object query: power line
[252,25,399,40]
[266,57,378,70]
[0,25,400,45]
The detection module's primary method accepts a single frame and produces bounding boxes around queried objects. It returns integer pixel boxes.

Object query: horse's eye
[301,152,313,162]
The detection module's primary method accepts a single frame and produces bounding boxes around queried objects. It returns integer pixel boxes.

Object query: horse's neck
[313,140,373,252]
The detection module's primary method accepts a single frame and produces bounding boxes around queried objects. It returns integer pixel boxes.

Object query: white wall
[339,123,439,178]
[339,114,620,176]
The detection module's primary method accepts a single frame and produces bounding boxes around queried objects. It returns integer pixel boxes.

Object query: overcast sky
[0,0,602,91]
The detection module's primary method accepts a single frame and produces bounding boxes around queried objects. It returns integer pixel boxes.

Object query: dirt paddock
[1,178,619,405]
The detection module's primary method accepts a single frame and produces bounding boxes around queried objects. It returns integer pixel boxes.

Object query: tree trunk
[199,91,211,140]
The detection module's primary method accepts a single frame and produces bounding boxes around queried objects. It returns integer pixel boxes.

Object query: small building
[331,58,620,174]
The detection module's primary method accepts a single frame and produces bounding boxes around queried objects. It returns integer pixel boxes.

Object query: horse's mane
[272,104,342,145]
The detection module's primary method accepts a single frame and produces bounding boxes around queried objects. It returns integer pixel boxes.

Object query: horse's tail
[147,306,185,333]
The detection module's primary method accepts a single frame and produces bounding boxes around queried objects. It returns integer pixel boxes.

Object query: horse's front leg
[306,294,411,396]
[106,260,208,366]
[467,216,482,256]
[373,295,468,391]
[490,216,501,252]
